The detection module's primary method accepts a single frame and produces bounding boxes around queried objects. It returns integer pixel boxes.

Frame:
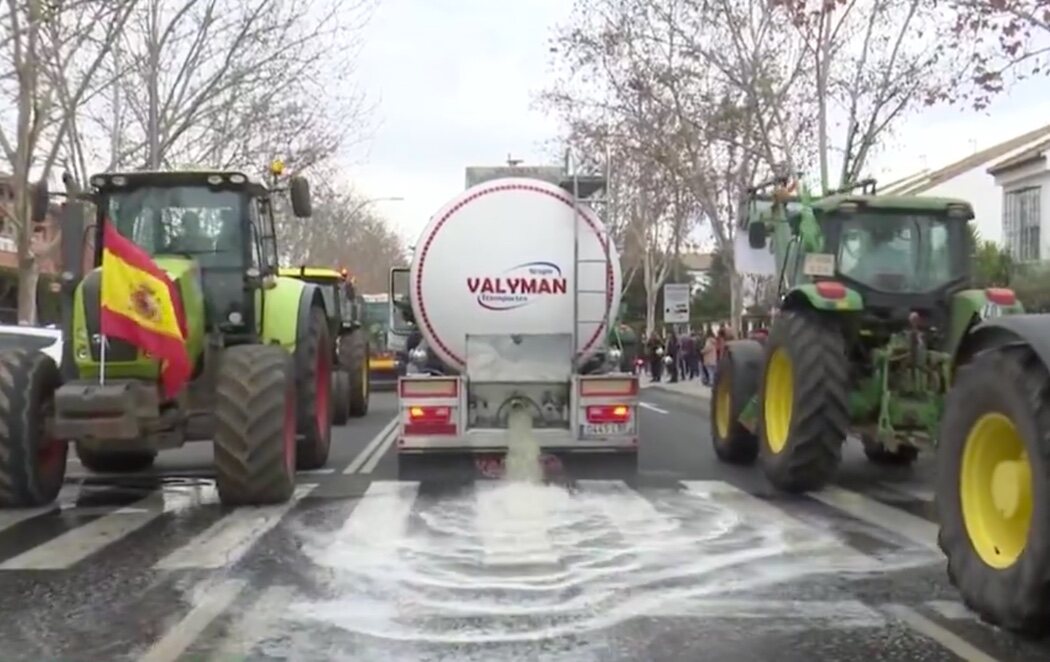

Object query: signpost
[663,283,691,324]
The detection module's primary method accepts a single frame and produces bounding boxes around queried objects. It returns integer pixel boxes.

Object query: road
[0,386,1048,661]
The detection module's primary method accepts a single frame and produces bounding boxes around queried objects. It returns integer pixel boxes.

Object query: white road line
[360,425,397,474]
[0,489,208,570]
[475,483,558,566]
[924,600,975,621]
[0,485,80,534]
[339,480,419,550]
[809,485,940,551]
[137,579,247,662]
[207,585,297,660]
[883,604,1001,662]
[154,484,317,570]
[577,479,687,554]
[343,417,398,474]
[297,468,335,475]
[648,598,886,625]
[638,402,669,414]
[681,481,876,568]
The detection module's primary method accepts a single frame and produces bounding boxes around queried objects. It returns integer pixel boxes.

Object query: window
[106,186,244,269]
[1003,187,1042,262]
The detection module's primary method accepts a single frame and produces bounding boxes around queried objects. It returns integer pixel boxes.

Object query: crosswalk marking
[576,479,694,554]
[682,480,881,570]
[208,585,297,660]
[809,485,940,551]
[924,599,975,621]
[0,485,80,533]
[0,487,214,571]
[339,480,419,549]
[154,484,317,570]
[879,482,936,502]
[883,604,1002,662]
[475,482,559,566]
[137,579,248,662]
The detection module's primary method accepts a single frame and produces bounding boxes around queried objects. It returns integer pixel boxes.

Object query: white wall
[993,157,1050,259]
[919,166,1004,242]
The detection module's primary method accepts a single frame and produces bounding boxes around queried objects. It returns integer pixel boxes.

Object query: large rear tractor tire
[343,328,370,418]
[75,444,157,473]
[936,345,1050,635]
[332,370,351,426]
[0,349,67,507]
[213,345,297,506]
[296,306,334,470]
[758,310,849,493]
[711,341,763,465]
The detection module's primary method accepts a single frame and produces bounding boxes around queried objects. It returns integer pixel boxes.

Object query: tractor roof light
[270,159,285,177]
[207,174,223,185]
[947,204,973,220]
[815,280,847,299]
[229,173,246,184]
[90,175,106,188]
[985,287,1016,306]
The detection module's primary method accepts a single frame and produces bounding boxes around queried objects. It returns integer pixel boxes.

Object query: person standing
[702,330,718,386]
[647,331,664,382]
[666,327,680,383]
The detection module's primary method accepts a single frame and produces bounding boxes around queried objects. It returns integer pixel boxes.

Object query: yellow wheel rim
[764,348,793,454]
[960,413,1032,569]
[715,372,732,439]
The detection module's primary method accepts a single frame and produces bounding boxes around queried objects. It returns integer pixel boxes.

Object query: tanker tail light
[404,405,455,435]
[585,404,630,424]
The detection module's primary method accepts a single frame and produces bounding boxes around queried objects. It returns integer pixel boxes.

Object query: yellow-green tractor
[279,266,371,425]
[0,164,334,508]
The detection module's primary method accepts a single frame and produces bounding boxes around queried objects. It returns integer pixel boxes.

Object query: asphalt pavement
[0,385,1048,661]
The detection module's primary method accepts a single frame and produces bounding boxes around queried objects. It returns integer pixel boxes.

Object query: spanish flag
[99,222,192,399]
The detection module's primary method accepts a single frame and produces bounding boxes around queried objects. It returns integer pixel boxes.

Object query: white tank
[409,177,622,371]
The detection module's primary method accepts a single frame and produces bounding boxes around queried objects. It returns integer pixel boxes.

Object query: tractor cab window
[836,213,965,293]
[106,186,244,269]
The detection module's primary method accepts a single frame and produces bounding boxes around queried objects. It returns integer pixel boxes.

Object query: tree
[277,175,405,293]
[84,0,374,175]
[0,0,136,323]
[946,0,1050,108]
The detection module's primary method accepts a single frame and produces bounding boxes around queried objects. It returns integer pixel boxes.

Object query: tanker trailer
[388,175,639,467]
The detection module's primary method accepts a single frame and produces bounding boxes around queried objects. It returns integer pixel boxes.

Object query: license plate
[582,423,629,436]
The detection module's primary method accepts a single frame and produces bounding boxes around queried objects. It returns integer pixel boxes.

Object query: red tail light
[404,405,456,435]
[586,405,630,424]
[985,287,1016,306]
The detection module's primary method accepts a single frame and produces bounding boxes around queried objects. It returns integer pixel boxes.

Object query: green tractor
[279,266,371,424]
[0,164,336,508]
[711,175,1022,492]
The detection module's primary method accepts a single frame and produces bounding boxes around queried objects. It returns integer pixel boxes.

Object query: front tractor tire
[296,306,334,470]
[0,349,67,507]
[758,310,849,493]
[213,345,298,506]
[711,341,763,465]
[332,370,351,426]
[343,328,370,418]
[937,345,1050,635]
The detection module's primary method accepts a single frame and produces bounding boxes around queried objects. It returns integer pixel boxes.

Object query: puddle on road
[278,416,937,650]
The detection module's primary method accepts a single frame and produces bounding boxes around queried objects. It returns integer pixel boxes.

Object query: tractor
[711,175,1022,492]
[0,162,335,508]
[279,266,371,424]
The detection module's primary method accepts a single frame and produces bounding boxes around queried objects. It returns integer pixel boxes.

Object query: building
[0,175,63,323]
[988,137,1050,263]
[882,122,1050,250]
[679,251,714,293]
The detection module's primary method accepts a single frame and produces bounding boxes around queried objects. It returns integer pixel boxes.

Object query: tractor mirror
[31,178,49,223]
[389,267,413,332]
[748,221,767,249]
[289,176,312,218]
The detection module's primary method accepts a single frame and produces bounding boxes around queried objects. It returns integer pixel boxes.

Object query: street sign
[663,283,691,324]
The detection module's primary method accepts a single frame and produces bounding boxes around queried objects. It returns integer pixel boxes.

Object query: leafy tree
[692,249,731,322]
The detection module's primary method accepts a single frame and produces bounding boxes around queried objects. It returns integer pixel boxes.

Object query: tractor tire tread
[296,306,333,470]
[711,341,763,465]
[0,349,66,507]
[343,328,370,417]
[213,345,296,506]
[759,310,849,493]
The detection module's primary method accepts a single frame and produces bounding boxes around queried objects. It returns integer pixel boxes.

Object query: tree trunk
[17,263,38,325]
[146,0,162,168]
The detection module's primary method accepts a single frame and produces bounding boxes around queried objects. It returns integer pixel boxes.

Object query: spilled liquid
[277,414,941,654]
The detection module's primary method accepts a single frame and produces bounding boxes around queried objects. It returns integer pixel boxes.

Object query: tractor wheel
[75,444,156,473]
[711,341,763,465]
[0,349,67,507]
[758,310,849,493]
[213,344,297,506]
[936,345,1050,635]
[343,328,370,417]
[332,370,351,426]
[861,435,919,466]
[295,306,334,470]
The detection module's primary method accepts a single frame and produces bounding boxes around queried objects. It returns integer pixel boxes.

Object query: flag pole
[99,334,106,385]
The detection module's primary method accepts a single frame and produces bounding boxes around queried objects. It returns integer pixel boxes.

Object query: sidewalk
[641,378,712,402]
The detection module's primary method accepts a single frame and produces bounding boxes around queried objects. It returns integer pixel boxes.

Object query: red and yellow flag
[99,222,192,399]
